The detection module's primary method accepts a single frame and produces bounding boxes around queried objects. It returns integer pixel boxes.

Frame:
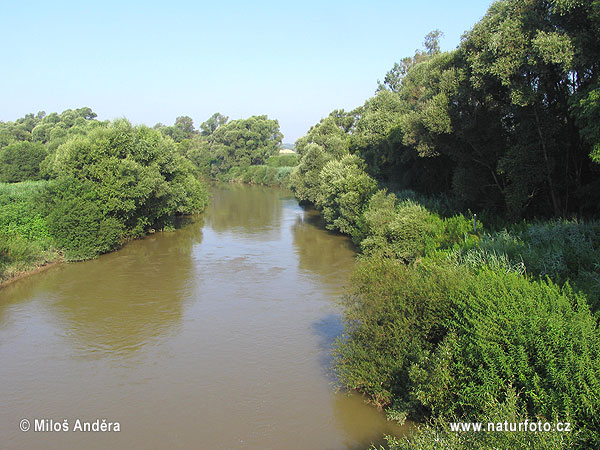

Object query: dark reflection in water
[206,183,283,239]
[291,206,356,296]
[0,184,408,450]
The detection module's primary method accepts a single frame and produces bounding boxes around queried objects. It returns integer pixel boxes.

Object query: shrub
[336,257,600,448]
[315,154,377,239]
[266,153,298,167]
[43,177,124,260]
[0,141,47,182]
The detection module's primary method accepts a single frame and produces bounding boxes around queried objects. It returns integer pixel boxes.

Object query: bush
[265,153,298,167]
[360,190,479,262]
[334,258,464,408]
[455,220,600,312]
[43,177,124,260]
[336,253,600,448]
[0,141,47,182]
[315,154,377,239]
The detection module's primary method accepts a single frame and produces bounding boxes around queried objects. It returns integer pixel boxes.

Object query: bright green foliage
[224,159,297,187]
[207,115,283,173]
[0,141,47,182]
[295,109,357,157]
[361,191,439,262]
[289,143,332,203]
[314,154,377,238]
[265,153,298,167]
[48,120,207,241]
[349,90,406,178]
[0,110,209,269]
[0,181,56,280]
[337,256,600,447]
[456,220,600,312]
[440,272,600,436]
[335,259,464,408]
[43,177,124,260]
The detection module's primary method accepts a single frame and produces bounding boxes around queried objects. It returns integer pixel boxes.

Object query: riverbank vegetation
[154,113,297,187]
[289,1,600,448]
[0,109,208,283]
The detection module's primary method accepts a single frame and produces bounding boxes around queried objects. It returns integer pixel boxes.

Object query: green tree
[200,112,229,136]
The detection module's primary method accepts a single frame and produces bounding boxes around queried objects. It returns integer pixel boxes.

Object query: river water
[0,184,407,449]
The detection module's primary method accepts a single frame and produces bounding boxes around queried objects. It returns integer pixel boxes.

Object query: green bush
[315,154,377,239]
[336,254,600,448]
[0,141,47,182]
[265,153,298,167]
[43,177,124,260]
[455,220,600,312]
[334,258,464,408]
[360,190,479,262]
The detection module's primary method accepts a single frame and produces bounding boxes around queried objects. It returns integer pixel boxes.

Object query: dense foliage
[287,1,600,449]
[0,109,208,280]
[154,113,294,186]
[292,0,600,219]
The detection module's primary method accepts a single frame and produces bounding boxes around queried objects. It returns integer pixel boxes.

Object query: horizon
[1,0,494,142]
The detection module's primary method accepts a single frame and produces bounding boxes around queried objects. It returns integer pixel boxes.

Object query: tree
[200,112,228,136]
[207,115,282,172]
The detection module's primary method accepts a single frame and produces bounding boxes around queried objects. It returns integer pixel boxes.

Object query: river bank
[0,259,61,289]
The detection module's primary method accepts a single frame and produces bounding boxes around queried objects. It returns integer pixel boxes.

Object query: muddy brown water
[0,184,409,449]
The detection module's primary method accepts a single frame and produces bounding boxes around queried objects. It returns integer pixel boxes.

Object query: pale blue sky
[1,0,493,142]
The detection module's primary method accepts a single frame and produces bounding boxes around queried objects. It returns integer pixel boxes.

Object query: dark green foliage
[285,2,600,448]
[298,0,600,219]
[44,177,124,260]
[0,141,47,182]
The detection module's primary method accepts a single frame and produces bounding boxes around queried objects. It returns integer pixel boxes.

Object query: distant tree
[208,115,282,171]
[424,29,443,55]
[200,113,229,136]
[175,116,195,136]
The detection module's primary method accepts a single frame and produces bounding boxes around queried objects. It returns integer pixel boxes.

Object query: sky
[1,0,494,143]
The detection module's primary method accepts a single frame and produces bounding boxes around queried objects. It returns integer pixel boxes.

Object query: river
[0,184,407,449]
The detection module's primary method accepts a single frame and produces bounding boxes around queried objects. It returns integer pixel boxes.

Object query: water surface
[0,184,407,449]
